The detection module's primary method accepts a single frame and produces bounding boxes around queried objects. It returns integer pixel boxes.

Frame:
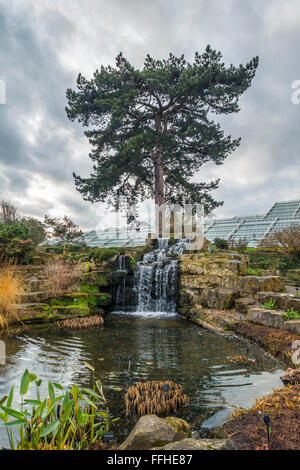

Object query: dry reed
[0,265,23,328]
[125,380,189,418]
[55,315,104,330]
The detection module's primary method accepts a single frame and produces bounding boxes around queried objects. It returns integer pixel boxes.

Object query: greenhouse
[204,199,300,247]
[74,199,300,248]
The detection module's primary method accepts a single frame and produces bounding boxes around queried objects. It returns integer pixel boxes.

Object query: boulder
[152,438,236,450]
[280,368,300,386]
[247,307,285,329]
[119,415,191,450]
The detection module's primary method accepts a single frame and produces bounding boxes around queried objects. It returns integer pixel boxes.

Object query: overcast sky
[0,0,299,230]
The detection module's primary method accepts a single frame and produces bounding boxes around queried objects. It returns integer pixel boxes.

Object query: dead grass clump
[234,322,299,362]
[219,385,300,450]
[0,265,23,328]
[55,315,104,330]
[42,259,83,297]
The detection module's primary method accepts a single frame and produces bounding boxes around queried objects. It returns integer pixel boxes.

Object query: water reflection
[0,314,285,445]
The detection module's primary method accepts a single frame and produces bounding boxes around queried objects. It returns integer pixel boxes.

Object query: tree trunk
[154,115,165,237]
[154,151,165,237]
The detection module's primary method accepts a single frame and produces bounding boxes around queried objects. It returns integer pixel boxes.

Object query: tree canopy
[66,46,259,217]
[44,215,83,244]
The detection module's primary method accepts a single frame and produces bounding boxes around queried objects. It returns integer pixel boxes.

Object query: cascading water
[114,238,189,317]
[115,255,127,309]
[133,238,188,317]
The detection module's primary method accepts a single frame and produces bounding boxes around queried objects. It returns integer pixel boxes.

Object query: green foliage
[0,366,118,450]
[20,217,46,245]
[245,250,299,275]
[80,283,100,293]
[129,255,136,272]
[283,308,300,321]
[213,238,228,249]
[0,223,35,264]
[263,299,277,310]
[66,47,259,214]
[44,215,83,244]
[42,244,84,254]
[247,267,264,276]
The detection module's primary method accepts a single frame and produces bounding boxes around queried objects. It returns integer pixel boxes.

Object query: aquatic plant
[56,315,104,330]
[125,380,189,418]
[0,264,22,328]
[0,365,118,450]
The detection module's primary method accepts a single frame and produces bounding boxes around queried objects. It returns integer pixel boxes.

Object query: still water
[0,313,284,445]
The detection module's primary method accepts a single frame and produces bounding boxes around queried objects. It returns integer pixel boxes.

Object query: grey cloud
[0,0,299,229]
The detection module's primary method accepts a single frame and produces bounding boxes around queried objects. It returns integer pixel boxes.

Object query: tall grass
[0,265,23,328]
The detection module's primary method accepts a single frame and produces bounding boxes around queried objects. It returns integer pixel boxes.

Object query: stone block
[256,292,300,313]
[200,287,237,310]
[283,320,300,335]
[234,297,258,315]
[247,307,285,329]
[178,288,202,307]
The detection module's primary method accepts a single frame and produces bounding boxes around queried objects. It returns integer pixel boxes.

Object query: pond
[0,312,285,446]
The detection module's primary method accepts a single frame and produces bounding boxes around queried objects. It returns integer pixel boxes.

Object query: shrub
[260,225,300,253]
[213,238,228,249]
[228,237,248,250]
[42,259,83,297]
[246,250,299,274]
[0,265,23,328]
[21,217,46,245]
[0,223,35,264]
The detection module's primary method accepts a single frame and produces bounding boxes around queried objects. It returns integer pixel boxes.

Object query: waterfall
[115,255,127,309]
[134,238,187,317]
[114,238,189,317]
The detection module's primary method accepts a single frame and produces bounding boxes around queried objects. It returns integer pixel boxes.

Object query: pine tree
[66,46,258,221]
